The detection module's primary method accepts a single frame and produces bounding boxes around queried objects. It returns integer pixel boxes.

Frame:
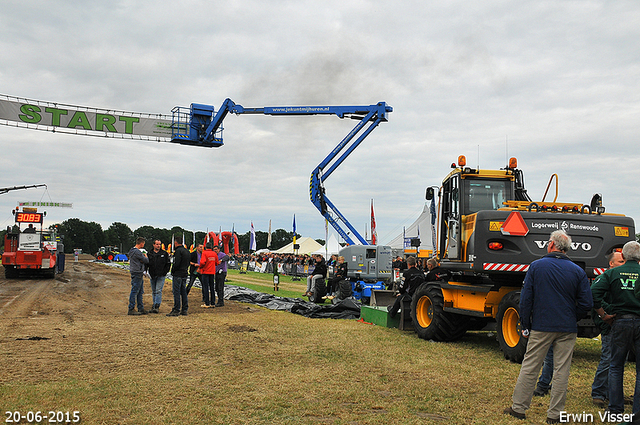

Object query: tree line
[4,218,321,255]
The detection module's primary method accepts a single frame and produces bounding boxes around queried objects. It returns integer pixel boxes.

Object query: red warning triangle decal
[501,211,529,236]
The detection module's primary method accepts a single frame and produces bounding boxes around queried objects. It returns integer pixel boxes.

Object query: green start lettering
[96,114,117,132]
[19,104,140,134]
[67,111,92,130]
[119,116,139,134]
[44,107,68,127]
[19,104,42,124]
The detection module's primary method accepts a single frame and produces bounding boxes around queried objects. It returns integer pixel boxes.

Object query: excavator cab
[437,156,517,261]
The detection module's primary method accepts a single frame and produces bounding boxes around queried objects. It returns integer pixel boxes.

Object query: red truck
[2,208,57,278]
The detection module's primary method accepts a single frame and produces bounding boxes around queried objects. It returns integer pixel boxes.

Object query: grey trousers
[511,330,577,420]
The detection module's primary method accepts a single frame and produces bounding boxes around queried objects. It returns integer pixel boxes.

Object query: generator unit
[339,245,393,302]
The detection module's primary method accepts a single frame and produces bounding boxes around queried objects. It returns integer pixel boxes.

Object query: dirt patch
[0,259,248,319]
[228,324,258,333]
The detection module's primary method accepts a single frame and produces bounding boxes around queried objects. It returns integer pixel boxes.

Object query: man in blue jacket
[504,230,593,424]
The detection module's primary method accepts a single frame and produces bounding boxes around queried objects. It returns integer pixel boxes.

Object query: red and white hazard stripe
[593,268,606,276]
[483,263,530,272]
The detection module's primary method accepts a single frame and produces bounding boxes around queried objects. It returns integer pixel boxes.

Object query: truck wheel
[411,282,468,341]
[496,290,527,363]
[5,265,18,279]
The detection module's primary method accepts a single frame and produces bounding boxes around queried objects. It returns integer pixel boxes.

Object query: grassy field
[1,269,636,424]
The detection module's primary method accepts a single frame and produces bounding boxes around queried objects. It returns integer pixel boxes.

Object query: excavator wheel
[496,290,527,363]
[410,282,469,342]
[107,253,115,261]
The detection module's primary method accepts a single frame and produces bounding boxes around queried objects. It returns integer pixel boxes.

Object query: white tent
[387,203,435,253]
[272,237,323,255]
[312,234,342,258]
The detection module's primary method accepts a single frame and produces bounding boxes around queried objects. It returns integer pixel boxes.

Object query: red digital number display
[15,212,43,223]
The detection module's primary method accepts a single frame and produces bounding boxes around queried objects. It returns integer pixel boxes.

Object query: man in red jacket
[199,243,219,308]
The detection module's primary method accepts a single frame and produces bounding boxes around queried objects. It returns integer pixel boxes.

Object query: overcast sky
[1,1,639,247]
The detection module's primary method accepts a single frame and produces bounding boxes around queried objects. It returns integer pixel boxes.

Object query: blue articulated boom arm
[171,99,392,244]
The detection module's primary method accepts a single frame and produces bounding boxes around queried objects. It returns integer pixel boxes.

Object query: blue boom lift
[170,99,392,246]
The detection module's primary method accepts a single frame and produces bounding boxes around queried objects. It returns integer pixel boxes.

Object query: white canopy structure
[312,234,342,258]
[272,237,323,255]
[387,203,435,254]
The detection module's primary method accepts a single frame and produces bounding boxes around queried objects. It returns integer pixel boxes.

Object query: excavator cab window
[463,178,513,215]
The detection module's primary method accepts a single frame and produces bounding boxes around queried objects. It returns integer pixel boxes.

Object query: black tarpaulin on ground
[224,285,362,319]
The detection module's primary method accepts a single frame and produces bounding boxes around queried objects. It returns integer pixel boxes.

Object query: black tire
[410,282,469,341]
[496,290,527,363]
[309,280,327,303]
[5,265,18,279]
[337,280,352,299]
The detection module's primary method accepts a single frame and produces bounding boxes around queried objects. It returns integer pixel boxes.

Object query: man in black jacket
[167,236,190,317]
[147,239,171,314]
[388,256,424,318]
[304,255,327,297]
[186,243,203,295]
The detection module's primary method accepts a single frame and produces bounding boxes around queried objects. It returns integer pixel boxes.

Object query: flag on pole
[219,226,222,247]
[249,222,256,251]
[292,215,297,246]
[267,219,272,248]
[371,199,377,245]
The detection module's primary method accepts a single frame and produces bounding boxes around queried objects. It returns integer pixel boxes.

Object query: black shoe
[128,309,141,316]
[503,407,526,420]
[166,310,180,317]
[215,303,224,307]
[138,309,149,315]
[534,387,549,397]
[592,397,606,408]
[180,311,188,316]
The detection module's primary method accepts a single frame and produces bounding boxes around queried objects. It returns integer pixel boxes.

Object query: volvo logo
[534,240,592,251]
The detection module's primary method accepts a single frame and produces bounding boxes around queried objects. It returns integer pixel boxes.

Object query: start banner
[0,94,173,140]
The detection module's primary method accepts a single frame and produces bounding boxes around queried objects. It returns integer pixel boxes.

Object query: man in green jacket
[591,241,640,420]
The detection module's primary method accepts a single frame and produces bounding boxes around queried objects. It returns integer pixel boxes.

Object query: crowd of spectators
[229,252,340,276]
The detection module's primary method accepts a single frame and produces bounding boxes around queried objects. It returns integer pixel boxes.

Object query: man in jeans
[147,239,171,314]
[214,245,229,307]
[591,251,625,407]
[504,230,593,424]
[591,241,640,420]
[127,237,149,315]
[167,236,190,317]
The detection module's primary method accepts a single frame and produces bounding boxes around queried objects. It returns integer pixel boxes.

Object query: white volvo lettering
[534,241,592,251]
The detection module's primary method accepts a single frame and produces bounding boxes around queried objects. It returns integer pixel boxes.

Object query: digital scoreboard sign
[15,212,43,224]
